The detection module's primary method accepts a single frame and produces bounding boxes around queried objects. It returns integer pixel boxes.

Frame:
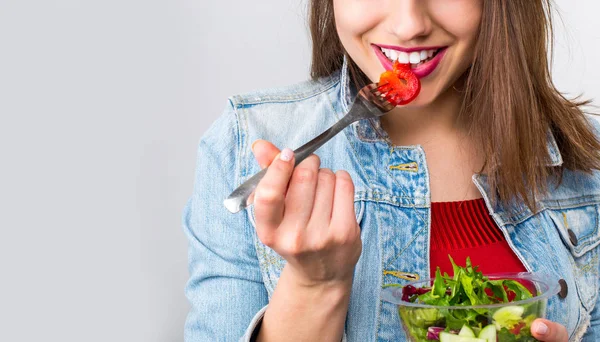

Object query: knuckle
[335,173,355,192]
[309,238,329,253]
[297,154,321,168]
[271,159,291,172]
[318,168,335,183]
[256,230,275,247]
[335,170,353,182]
[280,231,305,255]
[254,187,284,207]
[333,227,359,246]
[293,167,318,184]
[310,154,321,166]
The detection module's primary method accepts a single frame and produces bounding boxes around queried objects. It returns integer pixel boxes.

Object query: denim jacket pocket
[547,204,600,257]
[547,204,600,312]
[249,198,366,297]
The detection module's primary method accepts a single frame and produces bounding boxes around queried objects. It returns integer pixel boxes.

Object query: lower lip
[373,46,447,79]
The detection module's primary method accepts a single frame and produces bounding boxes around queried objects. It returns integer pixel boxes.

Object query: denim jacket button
[567,229,579,246]
[558,279,568,299]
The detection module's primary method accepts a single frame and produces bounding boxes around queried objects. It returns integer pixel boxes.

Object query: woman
[183,1,600,341]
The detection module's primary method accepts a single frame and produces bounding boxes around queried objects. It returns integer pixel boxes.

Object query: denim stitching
[340,56,349,113]
[578,253,598,275]
[375,200,384,341]
[496,198,600,227]
[572,309,590,342]
[383,147,429,209]
[233,98,277,297]
[385,223,429,269]
[231,77,338,107]
[576,205,599,249]
[565,254,579,340]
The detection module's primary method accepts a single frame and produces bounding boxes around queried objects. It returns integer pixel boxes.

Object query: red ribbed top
[429,198,527,279]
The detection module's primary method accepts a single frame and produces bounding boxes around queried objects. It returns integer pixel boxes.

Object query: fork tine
[366,83,378,91]
[372,92,394,108]
[377,84,391,93]
[360,82,397,111]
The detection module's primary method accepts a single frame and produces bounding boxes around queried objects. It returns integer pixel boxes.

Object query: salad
[397,257,543,342]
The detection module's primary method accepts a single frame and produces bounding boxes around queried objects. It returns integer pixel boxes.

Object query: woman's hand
[531,319,568,341]
[251,139,362,289]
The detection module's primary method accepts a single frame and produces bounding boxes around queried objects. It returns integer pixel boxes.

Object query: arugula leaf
[416,290,437,304]
[449,255,461,281]
[432,267,446,298]
[446,279,460,305]
[449,271,462,302]
[466,256,474,274]
[459,273,478,305]
[489,280,509,302]
[504,279,534,301]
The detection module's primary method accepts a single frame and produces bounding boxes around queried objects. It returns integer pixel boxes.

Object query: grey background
[0,1,597,341]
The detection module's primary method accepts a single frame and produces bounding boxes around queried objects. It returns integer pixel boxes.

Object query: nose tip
[387,1,432,41]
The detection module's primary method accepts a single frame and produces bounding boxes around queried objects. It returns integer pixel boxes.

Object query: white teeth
[398,52,410,63]
[380,46,438,64]
[409,52,421,64]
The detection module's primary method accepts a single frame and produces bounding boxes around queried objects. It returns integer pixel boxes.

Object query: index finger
[252,139,281,169]
[253,148,296,235]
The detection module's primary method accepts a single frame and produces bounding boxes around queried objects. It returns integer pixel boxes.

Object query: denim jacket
[183,57,600,341]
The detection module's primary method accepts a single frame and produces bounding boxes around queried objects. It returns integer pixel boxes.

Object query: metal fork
[223,83,395,214]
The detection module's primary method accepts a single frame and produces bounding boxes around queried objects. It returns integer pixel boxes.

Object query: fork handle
[293,112,356,163]
[223,112,358,214]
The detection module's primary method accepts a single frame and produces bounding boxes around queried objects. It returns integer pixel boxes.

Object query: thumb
[531,319,568,342]
[251,139,281,169]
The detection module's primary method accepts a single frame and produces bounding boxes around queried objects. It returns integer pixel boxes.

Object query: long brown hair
[309,0,600,210]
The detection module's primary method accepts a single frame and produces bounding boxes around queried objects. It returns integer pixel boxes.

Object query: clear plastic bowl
[381,272,561,342]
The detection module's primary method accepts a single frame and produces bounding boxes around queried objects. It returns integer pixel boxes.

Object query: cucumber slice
[477,324,497,342]
[439,332,485,342]
[458,324,476,337]
[492,305,524,328]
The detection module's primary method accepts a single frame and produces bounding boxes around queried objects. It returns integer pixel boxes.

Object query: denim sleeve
[183,101,268,341]
[238,307,349,342]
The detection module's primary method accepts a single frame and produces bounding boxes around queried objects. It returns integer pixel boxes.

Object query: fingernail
[280,148,294,162]
[533,322,548,335]
[251,140,258,152]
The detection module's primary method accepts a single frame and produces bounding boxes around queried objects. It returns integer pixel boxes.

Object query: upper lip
[373,43,447,52]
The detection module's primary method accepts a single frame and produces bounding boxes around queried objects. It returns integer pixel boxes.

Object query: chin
[400,93,437,108]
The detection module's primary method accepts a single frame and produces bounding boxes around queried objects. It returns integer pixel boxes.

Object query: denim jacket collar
[339,55,563,167]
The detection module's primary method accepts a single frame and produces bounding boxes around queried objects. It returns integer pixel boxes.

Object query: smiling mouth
[376,46,444,69]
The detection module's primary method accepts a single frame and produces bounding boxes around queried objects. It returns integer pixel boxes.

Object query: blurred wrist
[257,266,352,341]
[282,264,354,294]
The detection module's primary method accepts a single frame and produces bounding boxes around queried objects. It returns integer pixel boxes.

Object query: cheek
[430,0,482,41]
[334,0,385,41]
